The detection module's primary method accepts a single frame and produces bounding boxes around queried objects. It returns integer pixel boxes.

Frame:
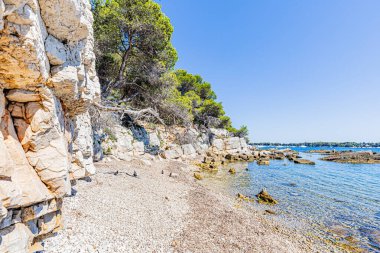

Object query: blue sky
[159,0,380,143]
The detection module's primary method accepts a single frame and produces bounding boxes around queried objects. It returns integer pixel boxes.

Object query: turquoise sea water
[207,147,380,252]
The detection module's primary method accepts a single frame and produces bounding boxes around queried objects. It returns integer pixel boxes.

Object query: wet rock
[256,189,278,205]
[194,172,203,180]
[257,159,270,166]
[293,159,315,165]
[228,168,236,175]
[236,193,252,202]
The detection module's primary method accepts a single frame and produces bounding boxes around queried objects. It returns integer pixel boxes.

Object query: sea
[204,146,380,252]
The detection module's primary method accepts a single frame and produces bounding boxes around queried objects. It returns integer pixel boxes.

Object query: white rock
[240,138,248,150]
[6,89,41,102]
[224,137,242,151]
[182,144,196,156]
[45,35,67,65]
[0,223,34,252]
[149,132,161,147]
[210,128,229,138]
[0,201,7,223]
[212,138,225,151]
[133,141,145,156]
[162,150,180,160]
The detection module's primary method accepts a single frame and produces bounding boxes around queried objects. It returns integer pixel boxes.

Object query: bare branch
[93,102,166,126]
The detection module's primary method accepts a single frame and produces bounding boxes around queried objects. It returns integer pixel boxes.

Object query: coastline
[44,158,340,252]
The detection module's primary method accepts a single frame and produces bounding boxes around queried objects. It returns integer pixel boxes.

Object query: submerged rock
[228,168,236,174]
[256,189,278,205]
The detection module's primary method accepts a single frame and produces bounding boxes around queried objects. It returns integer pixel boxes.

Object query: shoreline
[44,158,340,252]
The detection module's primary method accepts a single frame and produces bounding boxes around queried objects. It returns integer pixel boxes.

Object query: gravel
[44,158,339,253]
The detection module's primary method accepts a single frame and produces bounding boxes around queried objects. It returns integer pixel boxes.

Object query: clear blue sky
[159,0,380,143]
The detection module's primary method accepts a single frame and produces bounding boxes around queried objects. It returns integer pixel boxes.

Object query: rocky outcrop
[256,189,278,205]
[99,123,254,162]
[321,151,380,164]
[0,0,99,251]
[293,158,315,165]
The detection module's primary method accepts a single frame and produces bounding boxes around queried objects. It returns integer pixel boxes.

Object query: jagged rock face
[0,0,99,251]
[100,124,252,161]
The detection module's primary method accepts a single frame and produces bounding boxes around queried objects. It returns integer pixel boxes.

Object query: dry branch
[93,102,166,126]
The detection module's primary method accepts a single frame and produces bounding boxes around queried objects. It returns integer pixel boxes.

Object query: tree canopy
[93,0,177,96]
[91,0,249,140]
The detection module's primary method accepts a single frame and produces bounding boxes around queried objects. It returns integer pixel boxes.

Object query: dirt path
[44,158,338,253]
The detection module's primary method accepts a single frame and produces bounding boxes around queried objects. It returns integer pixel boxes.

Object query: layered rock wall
[0,0,99,251]
[99,125,252,161]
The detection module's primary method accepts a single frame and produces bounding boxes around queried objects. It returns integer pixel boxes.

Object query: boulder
[256,189,278,205]
[257,159,270,166]
[228,168,236,174]
[149,132,160,147]
[162,148,183,160]
[293,159,315,165]
[194,172,203,180]
[133,141,145,156]
[0,223,34,252]
[182,144,196,156]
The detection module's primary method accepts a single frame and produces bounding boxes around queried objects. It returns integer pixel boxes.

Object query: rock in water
[257,159,270,165]
[228,168,236,174]
[256,189,278,205]
[293,159,315,165]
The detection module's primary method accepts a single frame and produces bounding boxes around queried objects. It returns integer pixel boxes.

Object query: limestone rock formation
[0,0,99,251]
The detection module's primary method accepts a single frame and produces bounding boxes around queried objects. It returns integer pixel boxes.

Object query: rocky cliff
[0,0,99,251]
[98,123,253,162]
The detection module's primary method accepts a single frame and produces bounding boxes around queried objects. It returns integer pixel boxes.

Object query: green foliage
[228,125,250,141]
[173,69,232,129]
[104,128,118,142]
[92,0,249,138]
[93,0,177,98]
